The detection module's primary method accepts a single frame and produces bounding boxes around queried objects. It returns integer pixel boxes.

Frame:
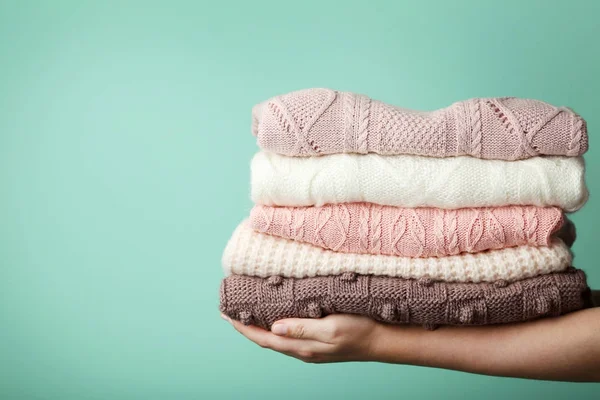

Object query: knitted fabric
[222,221,572,283]
[252,88,588,160]
[250,204,564,258]
[219,269,590,330]
[556,217,577,248]
[251,152,588,212]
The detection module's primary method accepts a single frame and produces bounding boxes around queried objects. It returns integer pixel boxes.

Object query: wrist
[365,322,420,364]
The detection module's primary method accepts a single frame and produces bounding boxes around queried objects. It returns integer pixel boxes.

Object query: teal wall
[1,1,599,398]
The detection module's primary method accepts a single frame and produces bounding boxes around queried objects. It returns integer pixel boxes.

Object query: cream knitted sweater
[251,152,587,211]
[222,221,572,283]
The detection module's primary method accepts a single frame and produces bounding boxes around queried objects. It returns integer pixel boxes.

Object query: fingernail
[271,323,287,336]
[221,313,232,323]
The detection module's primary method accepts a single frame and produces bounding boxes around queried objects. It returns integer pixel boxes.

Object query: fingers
[222,314,330,361]
[227,317,274,348]
[271,317,336,342]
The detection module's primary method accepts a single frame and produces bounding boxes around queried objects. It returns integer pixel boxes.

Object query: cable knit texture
[250,204,564,258]
[252,88,588,160]
[251,152,588,211]
[222,221,572,283]
[220,269,590,330]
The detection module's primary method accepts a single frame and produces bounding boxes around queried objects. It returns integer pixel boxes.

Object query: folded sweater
[222,221,572,283]
[252,88,588,160]
[220,269,591,330]
[251,152,588,211]
[250,204,564,258]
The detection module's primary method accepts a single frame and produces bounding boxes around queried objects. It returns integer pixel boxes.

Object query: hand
[222,313,382,363]
[222,305,600,381]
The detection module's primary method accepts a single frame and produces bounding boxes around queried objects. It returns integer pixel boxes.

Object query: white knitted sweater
[251,152,587,211]
[222,221,572,283]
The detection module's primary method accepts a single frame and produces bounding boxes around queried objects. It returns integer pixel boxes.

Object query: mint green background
[1,1,599,398]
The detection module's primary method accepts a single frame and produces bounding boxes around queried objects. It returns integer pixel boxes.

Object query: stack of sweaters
[220,88,592,330]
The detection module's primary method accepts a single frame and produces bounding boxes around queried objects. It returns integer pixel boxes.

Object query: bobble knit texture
[250,204,564,258]
[222,221,572,283]
[220,269,590,330]
[251,152,588,211]
[252,88,588,160]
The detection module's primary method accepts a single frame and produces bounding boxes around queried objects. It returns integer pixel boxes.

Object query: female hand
[223,305,600,381]
[222,313,383,363]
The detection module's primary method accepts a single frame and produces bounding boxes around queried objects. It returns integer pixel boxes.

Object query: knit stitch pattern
[250,204,564,258]
[220,269,590,330]
[252,89,588,160]
[251,152,588,211]
[222,221,572,283]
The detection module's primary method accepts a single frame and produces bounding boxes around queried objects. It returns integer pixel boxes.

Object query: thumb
[271,317,333,341]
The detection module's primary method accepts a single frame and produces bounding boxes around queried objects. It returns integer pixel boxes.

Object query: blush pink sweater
[250,204,564,258]
[252,89,587,160]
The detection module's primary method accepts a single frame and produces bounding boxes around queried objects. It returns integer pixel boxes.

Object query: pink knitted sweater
[252,89,587,160]
[250,204,564,258]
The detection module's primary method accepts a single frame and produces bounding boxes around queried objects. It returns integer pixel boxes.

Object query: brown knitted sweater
[220,269,590,330]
